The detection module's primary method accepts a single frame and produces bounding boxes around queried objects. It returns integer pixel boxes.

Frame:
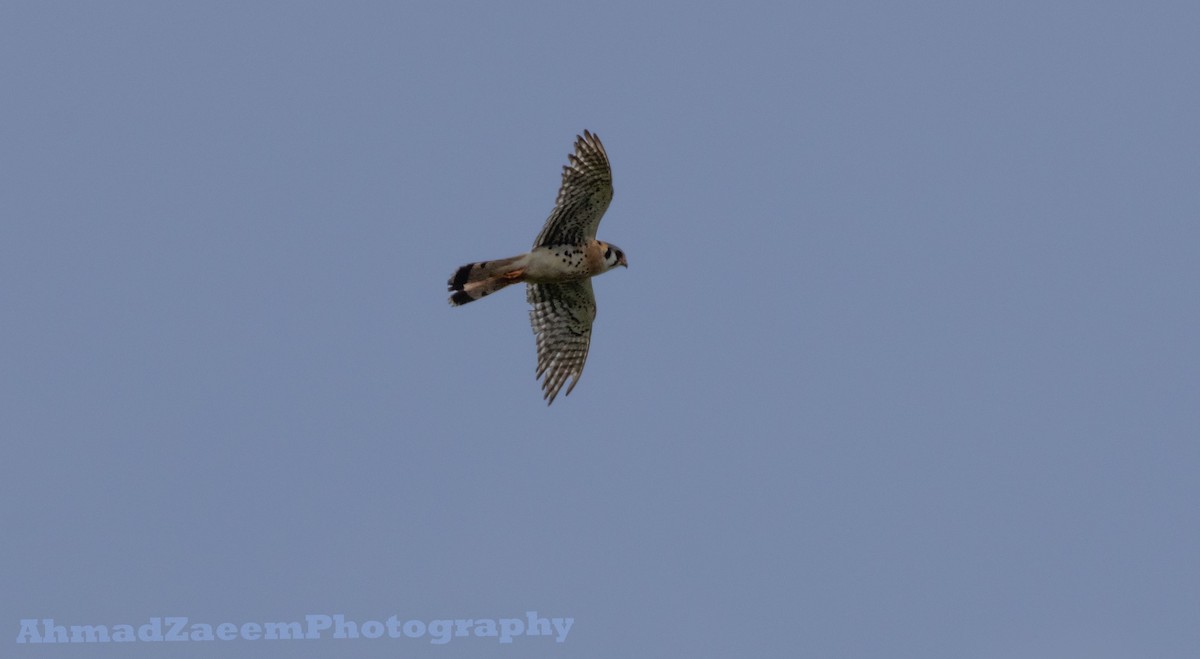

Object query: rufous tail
[447,255,527,306]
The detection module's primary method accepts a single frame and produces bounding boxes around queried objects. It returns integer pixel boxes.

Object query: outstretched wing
[527,280,597,404]
[533,130,614,247]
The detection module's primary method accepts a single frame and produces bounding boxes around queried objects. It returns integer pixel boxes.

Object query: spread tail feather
[447,255,528,306]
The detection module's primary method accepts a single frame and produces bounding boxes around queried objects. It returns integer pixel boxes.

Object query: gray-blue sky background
[3,2,1197,657]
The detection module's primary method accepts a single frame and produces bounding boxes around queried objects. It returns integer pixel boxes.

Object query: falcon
[447,130,627,404]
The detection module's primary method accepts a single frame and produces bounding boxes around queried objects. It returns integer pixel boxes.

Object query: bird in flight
[448,130,627,404]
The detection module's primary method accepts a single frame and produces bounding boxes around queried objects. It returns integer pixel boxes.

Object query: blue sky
[2,2,1197,657]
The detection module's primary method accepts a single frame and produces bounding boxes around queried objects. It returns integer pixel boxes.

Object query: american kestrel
[448,130,627,404]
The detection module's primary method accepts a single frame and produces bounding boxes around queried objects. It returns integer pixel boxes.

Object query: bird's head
[601,242,628,270]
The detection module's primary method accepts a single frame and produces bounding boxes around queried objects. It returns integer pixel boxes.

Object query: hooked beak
[618,255,629,268]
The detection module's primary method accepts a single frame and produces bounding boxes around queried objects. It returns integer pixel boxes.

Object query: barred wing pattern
[533,130,614,247]
[527,279,596,404]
